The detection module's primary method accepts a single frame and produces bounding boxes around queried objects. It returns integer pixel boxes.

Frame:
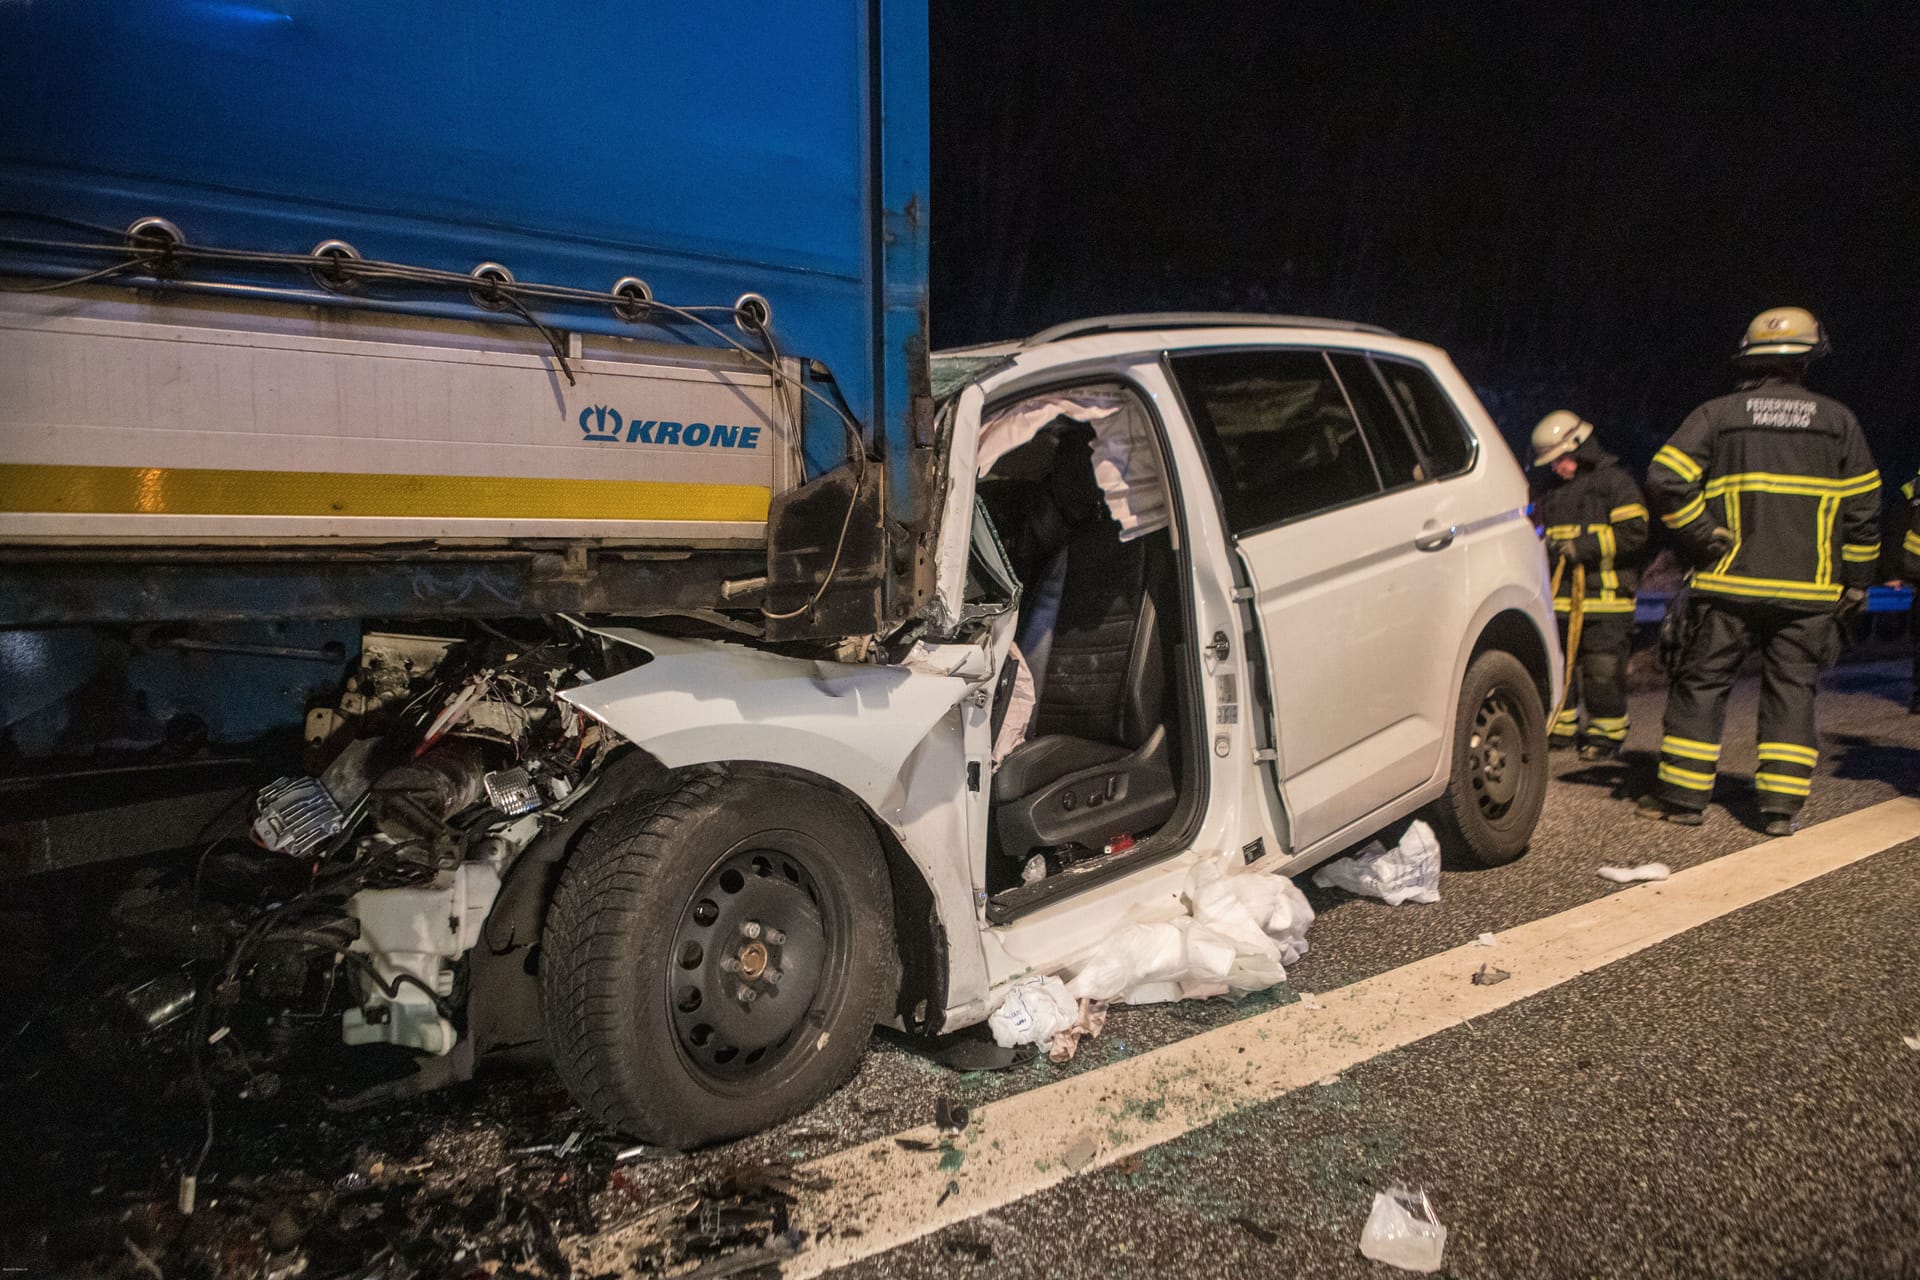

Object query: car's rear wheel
[1425,650,1547,868]
[539,768,895,1147]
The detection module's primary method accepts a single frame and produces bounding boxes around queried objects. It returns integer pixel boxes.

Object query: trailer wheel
[1425,650,1546,869]
[539,768,896,1146]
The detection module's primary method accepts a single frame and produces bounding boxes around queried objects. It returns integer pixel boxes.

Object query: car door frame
[1159,341,1474,852]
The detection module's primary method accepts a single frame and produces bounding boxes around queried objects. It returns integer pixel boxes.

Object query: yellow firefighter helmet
[1530,410,1593,467]
[1737,306,1829,361]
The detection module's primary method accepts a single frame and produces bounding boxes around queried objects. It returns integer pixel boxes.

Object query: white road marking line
[573,796,1920,1276]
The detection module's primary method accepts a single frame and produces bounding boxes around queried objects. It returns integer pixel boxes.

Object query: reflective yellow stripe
[1553,710,1580,727]
[1703,470,1881,499]
[1589,717,1629,740]
[1754,774,1812,796]
[1658,762,1716,791]
[1693,572,1842,603]
[1906,529,1920,556]
[1756,742,1818,765]
[1610,503,1649,524]
[1595,524,1619,593]
[1661,493,1707,529]
[1841,542,1882,562]
[1661,736,1722,762]
[1545,523,1584,540]
[0,462,771,524]
[1653,446,1703,482]
[1556,597,1636,614]
[1816,494,1837,586]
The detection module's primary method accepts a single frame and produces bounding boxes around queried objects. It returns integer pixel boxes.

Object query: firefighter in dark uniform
[1902,468,1920,713]
[1639,307,1882,835]
[1530,411,1649,759]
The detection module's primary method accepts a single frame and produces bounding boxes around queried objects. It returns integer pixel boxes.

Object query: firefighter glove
[1704,526,1736,559]
[1835,586,1868,621]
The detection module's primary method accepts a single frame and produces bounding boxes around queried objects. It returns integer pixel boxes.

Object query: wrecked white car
[3,315,1560,1148]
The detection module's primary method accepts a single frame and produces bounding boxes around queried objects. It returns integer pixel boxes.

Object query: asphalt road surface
[4,659,1917,1279]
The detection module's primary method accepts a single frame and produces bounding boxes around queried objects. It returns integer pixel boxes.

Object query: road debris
[1476,932,1499,946]
[1300,993,1327,1011]
[1359,1184,1448,1273]
[614,1142,675,1163]
[935,1096,971,1135]
[1471,963,1512,986]
[1062,1133,1099,1173]
[1048,999,1108,1063]
[1313,820,1442,905]
[1903,1033,1920,1051]
[1232,1215,1281,1245]
[987,975,1079,1048]
[942,1233,994,1260]
[1598,862,1672,883]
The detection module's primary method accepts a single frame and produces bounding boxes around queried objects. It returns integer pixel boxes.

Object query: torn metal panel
[560,629,973,814]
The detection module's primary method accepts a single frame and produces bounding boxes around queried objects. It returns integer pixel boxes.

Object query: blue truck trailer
[0,3,944,1138]
[0,0,932,626]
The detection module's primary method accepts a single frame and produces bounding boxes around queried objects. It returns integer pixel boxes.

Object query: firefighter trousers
[1551,612,1634,746]
[1655,599,1836,816]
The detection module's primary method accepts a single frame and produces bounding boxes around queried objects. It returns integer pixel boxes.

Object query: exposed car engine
[80,619,634,1103]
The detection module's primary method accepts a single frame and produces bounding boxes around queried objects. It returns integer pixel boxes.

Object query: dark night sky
[928,1,1920,487]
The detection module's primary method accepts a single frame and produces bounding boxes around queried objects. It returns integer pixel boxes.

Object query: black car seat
[993,430,1178,859]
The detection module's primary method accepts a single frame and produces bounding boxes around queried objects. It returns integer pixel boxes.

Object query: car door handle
[1414,525,1458,552]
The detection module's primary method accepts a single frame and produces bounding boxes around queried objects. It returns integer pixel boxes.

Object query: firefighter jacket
[1903,469,1920,580]
[1648,376,1881,611]
[1532,441,1649,615]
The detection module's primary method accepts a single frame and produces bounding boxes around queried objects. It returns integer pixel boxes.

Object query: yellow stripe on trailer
[0,463,771,524]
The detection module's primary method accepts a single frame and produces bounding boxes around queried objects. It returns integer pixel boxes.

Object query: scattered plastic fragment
[1021,854,1048,884]
[1903,1033,1920,1052]
[936,1180,960,1208]
[1313,821,1442,905]
[935,1096,971,1135]
[1299,993,1326,1011]
[1048,999,1108,1063]
[1359,1184,1448,1273]
[1471,963,1511,986]
[615,1142,674,1163]
[938,1147,965,1173]
[1062,1133,1099,1172]
[942,1234,994,1261]
[895,1137,938,1152]
[987,975,1079,1048]
[1475,932,1498,947]
[1232,1216,1280,1245]
[1598,863,1671,883]
[1316,1074,1343,1087]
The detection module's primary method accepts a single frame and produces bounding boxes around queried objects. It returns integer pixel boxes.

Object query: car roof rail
[1022,312,1398,347]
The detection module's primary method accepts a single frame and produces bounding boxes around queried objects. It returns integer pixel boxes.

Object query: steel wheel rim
[1468,688,1527,820]
[667,842,839,1086]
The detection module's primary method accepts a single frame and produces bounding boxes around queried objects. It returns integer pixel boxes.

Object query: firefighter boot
[1635,793,1704,826]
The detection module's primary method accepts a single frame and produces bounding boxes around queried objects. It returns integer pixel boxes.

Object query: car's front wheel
[539,768,896,1147]
[1425,649,1547,868]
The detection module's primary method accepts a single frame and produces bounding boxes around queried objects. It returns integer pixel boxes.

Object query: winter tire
[1425,649,1547,868]
[539,768,896,1146]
